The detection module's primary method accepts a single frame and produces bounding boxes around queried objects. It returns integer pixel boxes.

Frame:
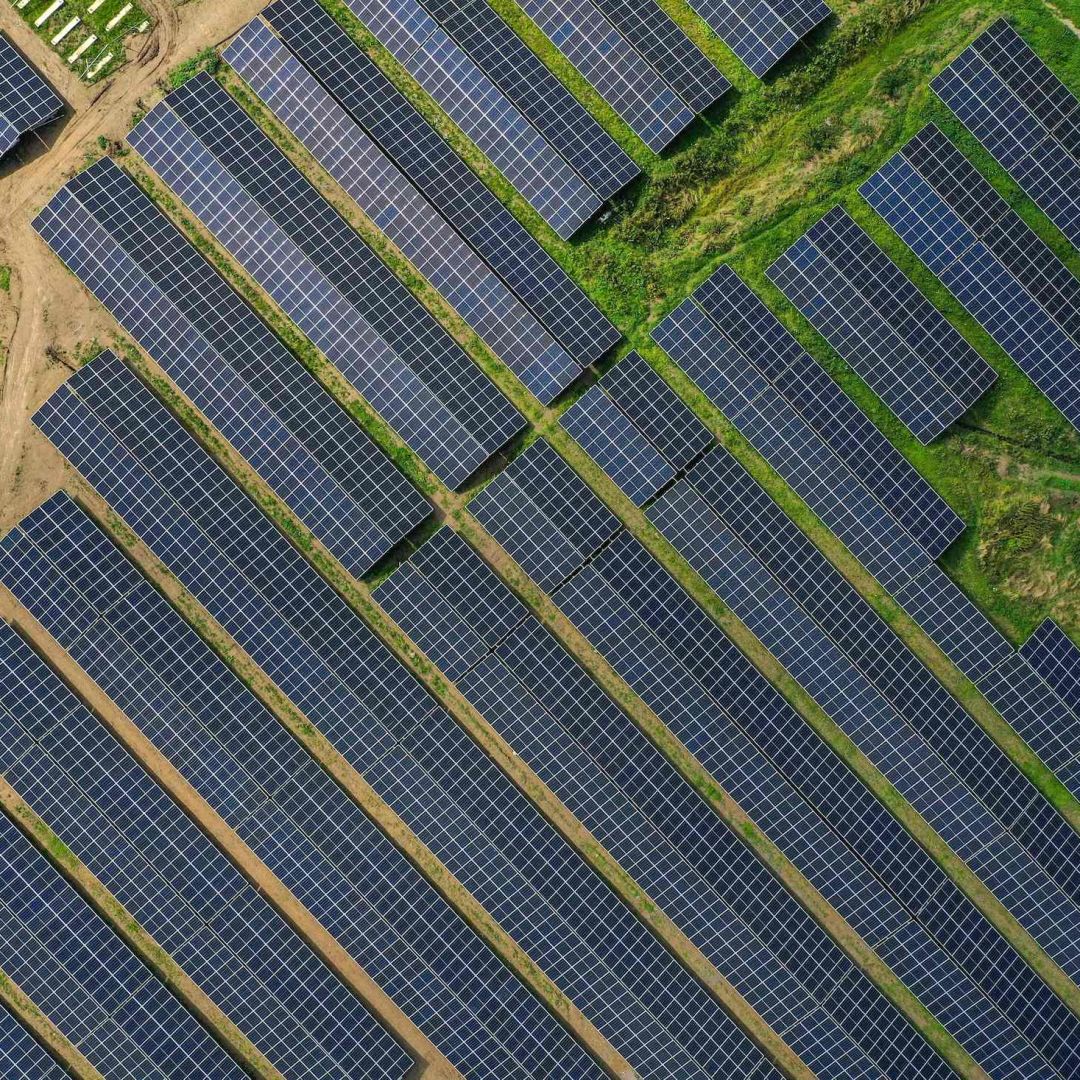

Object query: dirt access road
[0,0,267,529]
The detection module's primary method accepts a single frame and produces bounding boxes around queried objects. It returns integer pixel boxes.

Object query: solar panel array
[511,0,697,151]
[1,496,603,1080]
[551,546,1072,1079]
[559,386,675,504]
[334,0,603,237]
[404,0,639,198]
[1022,618,1080,719]
[861,124,1080,431]
[0,620,413,1080]
[261,0,620,366]
[0,1002,68,1080]
[652,285,1017,680]
[0,33,63,157]
[0,800,248,1080]
[679,0,831,77]
[28,371,788,1080]
[127,103,500,489]
[931,19,1080,248]
[222,26,583,405]
[767,206,996,442]
[36,159,432,561]
[692,265,966,557]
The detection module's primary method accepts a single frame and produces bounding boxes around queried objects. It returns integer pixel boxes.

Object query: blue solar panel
[599,351,713,471]
[261,0,621,365]
[0,1001,67,1079]
[861,124,1080,431]
[1021,618,1080,719]
[0,623,412,1080]
[222,26,582,406]
[335,0,603,237]
[679,0,830,77]
[0,808,247,1080]
[0,495,603,1080]
[932,20,1080,248]
[409,0,639,198]
[560,386,674,504]
[0,32,63,155]
[126,104,490,488]
[510,0,697,151]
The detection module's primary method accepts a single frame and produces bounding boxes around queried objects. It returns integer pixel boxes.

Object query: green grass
[14,0,150,81]
[0,267,10,293]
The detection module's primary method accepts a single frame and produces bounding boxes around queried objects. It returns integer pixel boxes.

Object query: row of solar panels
[0,32,63,159]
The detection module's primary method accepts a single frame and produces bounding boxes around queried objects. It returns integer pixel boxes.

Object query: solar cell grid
[64,160,430,544]
[34,187,401,578]
[421,0,640,198]
[0,33,63,145]
[221,28,582,406]
[0,1003,67,1080]
[334,0,604,238]
[559,386,675,505]
[261,0,621,365]
[513,0,696,151]
[127,103,490,488]
[0,497,605,1080]
[599,351,713,471]
[168,68,531,436]
[932,27,1080,247]
[1021,618,1080,719]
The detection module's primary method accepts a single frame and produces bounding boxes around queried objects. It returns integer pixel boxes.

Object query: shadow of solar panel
[0,624,412,1080]
[128,102,490,488]
[0,33,63,150]
[334,0,603,237]
[223,25,584,406]
[600,351,713,471]
[60,160,430,543]
[560,386,674,504]
[261,0,620,365]
[163,72,527,444]
[1020,618,1080,718]
[420,0,638,198]
[512,0,695,151]
[0,498,603,1080]
[932,21,1080,247]
[679,0,830,77]
[0,810,247,1080]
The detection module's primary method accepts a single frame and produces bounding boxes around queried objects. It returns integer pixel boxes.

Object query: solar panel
[931,20,1080,247]
[334,0,603,238]
[0,624,412,1080]
[0,1002,67,1079]
[27,377,779,1079]
[222,26,581,406]
[261,0,621,365]
[0,810,248,1080]
[1020,618,1080,718]
[767,214,975,443]
[0,33,63,156]
[511,0,696,150]
[599,351,713,471]
[0,495,603,1080]
[413,0,639,198]
[651,297,931,593]
[678,0,830,77]
[860,124,1080,431]
[127,104,490,488]
[559,386,675,504]
[33,191,413,578]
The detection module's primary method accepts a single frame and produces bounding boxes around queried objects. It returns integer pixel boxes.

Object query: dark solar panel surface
[62,159,430,544]
[128,103,490,488]
[0,1001,67,1079]
[418,0,639,198]
[1021,618,1080,719]
[335,0,603,237]
[512,0,696,151]
[0,495,603,1080]
[222,26,581,406]
[860,124,1080,430]
[0,620,412,1080]
[262,0,621,365]
[0,33,63,144]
